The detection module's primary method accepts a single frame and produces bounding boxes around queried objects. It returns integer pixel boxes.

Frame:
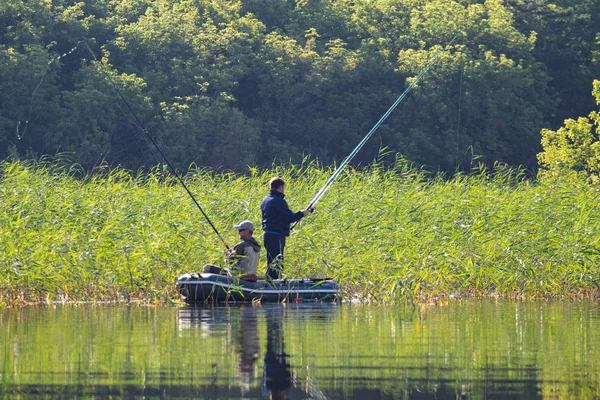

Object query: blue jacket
[260,190,304,237]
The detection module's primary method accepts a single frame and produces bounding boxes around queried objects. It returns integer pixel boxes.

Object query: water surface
[1,301,599,399]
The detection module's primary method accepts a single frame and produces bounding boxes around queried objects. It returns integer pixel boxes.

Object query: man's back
[261,190,302,237]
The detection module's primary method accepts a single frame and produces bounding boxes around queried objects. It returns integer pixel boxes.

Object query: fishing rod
[16,41,85,141]
[292,34,458,230]
[83,43,231,250]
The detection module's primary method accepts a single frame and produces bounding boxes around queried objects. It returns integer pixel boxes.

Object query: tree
[537,80,600,183]
[0,0,597,173]
[505,0,600,126]
[356,0,551,170]
[0,45,61,159]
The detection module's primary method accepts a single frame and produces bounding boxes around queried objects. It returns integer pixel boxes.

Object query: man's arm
[226,243,245,263]
[233,242,247,256]
[278,199,305,223]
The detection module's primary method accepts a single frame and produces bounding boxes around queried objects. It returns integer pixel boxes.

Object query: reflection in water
[175,304,323,399]
[2,302,600,399]
[262,306,291,400]
[178,304,311,399]
[238,306,259,394]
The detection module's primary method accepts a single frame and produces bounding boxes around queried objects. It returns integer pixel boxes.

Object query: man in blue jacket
[260,177,310,280]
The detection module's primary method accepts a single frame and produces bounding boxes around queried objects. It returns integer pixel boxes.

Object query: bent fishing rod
[292,34,458,230]
[83,43,231,250]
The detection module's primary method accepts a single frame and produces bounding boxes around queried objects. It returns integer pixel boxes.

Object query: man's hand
[303,207,315,216]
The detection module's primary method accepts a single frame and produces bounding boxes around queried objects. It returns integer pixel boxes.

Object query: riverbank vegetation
[2,0,600,306]
[1,157,599,306]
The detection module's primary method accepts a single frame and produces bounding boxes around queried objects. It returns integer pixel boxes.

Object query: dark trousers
[264,233,286,280]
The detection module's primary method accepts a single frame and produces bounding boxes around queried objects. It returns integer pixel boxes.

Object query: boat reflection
[177,304,337,399]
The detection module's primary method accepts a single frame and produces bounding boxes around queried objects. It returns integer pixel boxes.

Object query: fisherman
[203,220,261,281]
[260,177,312,280]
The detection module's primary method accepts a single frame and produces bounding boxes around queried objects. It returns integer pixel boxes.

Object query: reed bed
[1,158,599,306]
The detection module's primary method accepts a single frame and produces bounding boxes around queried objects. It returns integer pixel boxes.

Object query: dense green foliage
[1,159,599,306]
[1,0,599,172]
[538,80,600,183]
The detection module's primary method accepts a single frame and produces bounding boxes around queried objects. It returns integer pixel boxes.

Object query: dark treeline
[1,0,598,172]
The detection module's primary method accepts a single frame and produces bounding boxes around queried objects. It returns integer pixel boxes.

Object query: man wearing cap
[260,177,311,280]
[203,220,261,281]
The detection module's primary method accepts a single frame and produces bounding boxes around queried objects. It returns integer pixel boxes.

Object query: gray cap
[234,220,255,232]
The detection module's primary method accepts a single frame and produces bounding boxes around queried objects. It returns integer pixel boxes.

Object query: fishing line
[16,41,84,141]
[82,42,231,250]
[292,33,459,230]
[15,39,230,249]
[456,57,464,168]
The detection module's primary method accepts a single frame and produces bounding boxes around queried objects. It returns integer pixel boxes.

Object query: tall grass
[1,157,599,305]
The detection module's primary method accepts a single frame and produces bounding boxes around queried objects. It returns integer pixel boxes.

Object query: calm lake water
[1,301,599,399]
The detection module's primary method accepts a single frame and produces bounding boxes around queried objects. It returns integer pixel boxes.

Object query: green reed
[1,157,599,305]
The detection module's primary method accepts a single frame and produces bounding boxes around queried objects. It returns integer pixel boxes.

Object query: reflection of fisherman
[237,306,260,394]
[262,307,291,400]
[203,220,261,281]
